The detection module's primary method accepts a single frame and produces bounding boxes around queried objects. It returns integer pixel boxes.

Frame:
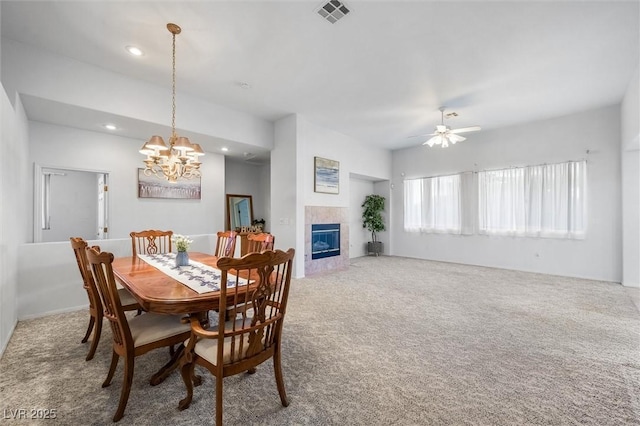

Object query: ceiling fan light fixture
[423,136,438,147]
[422,107,480,149]
[448,134,466,143]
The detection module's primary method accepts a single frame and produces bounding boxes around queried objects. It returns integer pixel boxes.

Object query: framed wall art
[137,169,201,199]
[314,156,339,194]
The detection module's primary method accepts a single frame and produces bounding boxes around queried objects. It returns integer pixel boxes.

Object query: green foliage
[361,194,386,242]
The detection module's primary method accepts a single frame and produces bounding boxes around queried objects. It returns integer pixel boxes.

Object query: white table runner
[137,253,251,294]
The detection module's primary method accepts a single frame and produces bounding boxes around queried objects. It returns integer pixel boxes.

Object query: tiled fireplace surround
[305,206,349,276]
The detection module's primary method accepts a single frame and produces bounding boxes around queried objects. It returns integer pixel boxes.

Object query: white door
[97,173,109,239]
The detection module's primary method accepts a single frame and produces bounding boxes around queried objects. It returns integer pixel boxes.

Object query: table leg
[149,312,209,386]
[150,343,185,386]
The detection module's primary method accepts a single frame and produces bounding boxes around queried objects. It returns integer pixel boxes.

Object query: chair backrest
[130,230,173,259]
[214,230,237,257]
[86,247,132,351]
[246,233,275,253]
[70,237,101,312]
[216,249,295,368]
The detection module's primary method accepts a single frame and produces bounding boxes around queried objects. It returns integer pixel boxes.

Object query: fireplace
[311,224,340,260]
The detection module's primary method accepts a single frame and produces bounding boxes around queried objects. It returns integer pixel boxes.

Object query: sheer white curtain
[404,174,462,234]
[478,161,586,238]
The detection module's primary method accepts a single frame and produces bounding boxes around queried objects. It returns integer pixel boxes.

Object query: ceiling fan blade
[450,126,481,134]
[422,135,440,147]
[448,134,466,143]
[407,133,436,139]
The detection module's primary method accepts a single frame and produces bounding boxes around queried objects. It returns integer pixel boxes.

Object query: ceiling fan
[422,107,481,148]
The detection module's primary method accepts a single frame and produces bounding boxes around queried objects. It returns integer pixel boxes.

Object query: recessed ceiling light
[221,147,229,152]
[103,123,117,131]
[125,45,144,56]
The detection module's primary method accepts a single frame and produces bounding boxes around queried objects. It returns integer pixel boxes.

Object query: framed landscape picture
[314,157,339,194]
[137,169,201,199]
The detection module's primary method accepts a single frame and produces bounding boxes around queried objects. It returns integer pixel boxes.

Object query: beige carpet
[1,256,639,425]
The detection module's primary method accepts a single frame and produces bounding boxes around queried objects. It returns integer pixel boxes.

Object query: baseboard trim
[18,304,88,321]
[0,319,18,360]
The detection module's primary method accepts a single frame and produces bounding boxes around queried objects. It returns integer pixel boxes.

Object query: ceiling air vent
[316,0,350,24]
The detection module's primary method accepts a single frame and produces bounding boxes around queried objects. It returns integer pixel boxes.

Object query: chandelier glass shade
[140,23,204,183]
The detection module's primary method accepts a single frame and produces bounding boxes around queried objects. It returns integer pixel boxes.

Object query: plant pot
[175,251,189,267]
[367,241,383,256]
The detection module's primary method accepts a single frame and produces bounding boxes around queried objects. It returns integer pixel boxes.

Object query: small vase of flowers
[172,234,193,267]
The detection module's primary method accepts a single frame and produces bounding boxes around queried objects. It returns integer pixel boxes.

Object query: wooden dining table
[111,251,250,385]
[113,251,227,315]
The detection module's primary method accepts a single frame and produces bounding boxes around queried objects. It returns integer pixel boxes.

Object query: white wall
[299,116,391,208]
[392,105,622,282]
[349,177,375,258]
[294,115,391,270]
[17,234,215,320]
[621,65,640,287]
[225,159,271,231]
[258,163,271,232]
[28,121,226,240]
[0,85,29,356]
[271,115,301,274]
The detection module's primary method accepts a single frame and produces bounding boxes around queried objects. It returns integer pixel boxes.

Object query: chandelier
[139,23,204,183]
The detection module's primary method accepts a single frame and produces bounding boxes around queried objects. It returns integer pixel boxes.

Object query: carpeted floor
[1,256,639,425]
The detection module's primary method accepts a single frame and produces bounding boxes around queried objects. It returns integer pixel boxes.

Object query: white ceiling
[1,1,639,156]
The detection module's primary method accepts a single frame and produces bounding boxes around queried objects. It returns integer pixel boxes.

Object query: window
[478,161,586,238]
[404,174,462,234]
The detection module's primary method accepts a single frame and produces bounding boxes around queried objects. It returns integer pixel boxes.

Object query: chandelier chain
[171,30,177,139]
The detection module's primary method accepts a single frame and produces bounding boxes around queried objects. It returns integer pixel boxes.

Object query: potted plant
[361,194,385,256]
[172,234,193,266]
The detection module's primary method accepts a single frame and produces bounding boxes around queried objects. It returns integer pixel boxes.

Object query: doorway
[34,165,109,243]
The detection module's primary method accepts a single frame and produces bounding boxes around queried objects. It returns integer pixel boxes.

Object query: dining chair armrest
[189,319,220,339]
[181,316,219,364]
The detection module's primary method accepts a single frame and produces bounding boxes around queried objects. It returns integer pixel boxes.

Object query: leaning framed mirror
[226,194,254,231]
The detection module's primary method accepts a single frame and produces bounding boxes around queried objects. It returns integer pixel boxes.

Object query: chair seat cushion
[190,319,251,366]
[128,313,191,347]
[117,288,139,308]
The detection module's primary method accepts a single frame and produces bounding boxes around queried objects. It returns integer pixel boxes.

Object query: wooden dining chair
[214,230,238,257]
[86,246,192,422]
[70,237,141,361]
[129,229,173,259]
[178,248,295,425]
[246,232,275,253]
